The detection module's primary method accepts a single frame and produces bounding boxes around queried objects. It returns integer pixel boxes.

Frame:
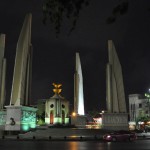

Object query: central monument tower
[45,83,70,125]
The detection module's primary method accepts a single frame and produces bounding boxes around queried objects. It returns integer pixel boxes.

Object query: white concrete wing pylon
[106,40,127,113]
[0,34,6,110]
[74,52,85,115]
[10,13,32,106]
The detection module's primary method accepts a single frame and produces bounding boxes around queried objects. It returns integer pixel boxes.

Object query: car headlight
[107,135,111,138]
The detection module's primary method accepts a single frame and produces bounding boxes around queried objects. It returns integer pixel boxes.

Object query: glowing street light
[101,110,105,114]
[72,112,76,117]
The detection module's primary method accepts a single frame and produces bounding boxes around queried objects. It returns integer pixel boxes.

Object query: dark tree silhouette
[42,0,89,36]
[107,0,129,24]
[42,0,129,36]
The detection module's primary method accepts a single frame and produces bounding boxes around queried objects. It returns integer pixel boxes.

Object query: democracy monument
[0,13,128,133]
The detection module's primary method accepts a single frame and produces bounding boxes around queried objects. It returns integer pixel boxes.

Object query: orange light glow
[72,112,76,117]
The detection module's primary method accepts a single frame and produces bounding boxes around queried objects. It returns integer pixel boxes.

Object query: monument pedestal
[5,106,37,132]
[71,115,87,128]
[102,113,128,130]
[0,110,6,130]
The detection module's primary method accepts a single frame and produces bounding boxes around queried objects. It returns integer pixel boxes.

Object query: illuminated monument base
[5,106,37,132]
[71,115,87,128]
[45,117,69,125]
[0,111,6,130]
[102,113,128,130]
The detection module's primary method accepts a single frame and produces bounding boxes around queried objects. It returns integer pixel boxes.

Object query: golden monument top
[52,83,62,94]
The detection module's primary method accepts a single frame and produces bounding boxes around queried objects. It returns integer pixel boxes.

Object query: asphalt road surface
[0,139,150,150]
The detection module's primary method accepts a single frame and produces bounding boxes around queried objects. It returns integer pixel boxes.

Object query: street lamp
[72,112,76,117]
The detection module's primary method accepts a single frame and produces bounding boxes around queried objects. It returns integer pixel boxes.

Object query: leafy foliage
[42,0,129,36]
[42,0,89,36]
[106,0,129,24]
[37,111,45,125]
[136,116,150,123]
[87,110,100,118]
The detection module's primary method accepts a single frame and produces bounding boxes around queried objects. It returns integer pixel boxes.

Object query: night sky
[0,0,150,113]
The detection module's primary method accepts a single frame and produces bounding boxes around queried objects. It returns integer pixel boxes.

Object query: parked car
[135,129,150,138]
[103,130,137,142]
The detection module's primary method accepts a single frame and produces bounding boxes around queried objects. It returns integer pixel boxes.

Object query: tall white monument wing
[0,34,6,110]
[106,40,127,113]
[10,13,32,106]
[74,52,85,115]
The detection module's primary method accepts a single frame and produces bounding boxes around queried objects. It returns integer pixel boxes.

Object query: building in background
[129,94,150,130]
